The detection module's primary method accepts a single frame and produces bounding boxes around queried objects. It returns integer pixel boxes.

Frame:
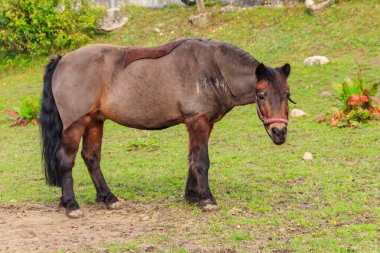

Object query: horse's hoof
[66,209,84,218]
[107,200,123,210]
[202,204,219,212]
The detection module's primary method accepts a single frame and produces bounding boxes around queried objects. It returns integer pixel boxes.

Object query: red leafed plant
[316,75,380,127]
[5,96,40,126]
[347,94,369,106]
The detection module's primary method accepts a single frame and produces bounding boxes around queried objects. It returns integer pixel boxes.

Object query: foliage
[0,0,104,55]
[323,77,380,127]
[5,96,40,126]
[127,138,158,151]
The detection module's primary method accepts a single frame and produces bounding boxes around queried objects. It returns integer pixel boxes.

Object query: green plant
[0,0,104,55]
[127,138,158,151]
[5,96,40,126]
[328,76,380,127]
[333,77,363,112]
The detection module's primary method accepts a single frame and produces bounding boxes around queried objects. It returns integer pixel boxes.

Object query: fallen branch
[305,0,335,11]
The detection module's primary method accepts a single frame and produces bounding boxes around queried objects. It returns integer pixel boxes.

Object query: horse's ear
[281,63,291,79]
[255,63,267,81]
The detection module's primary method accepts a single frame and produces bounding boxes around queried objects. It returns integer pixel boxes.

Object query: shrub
[332,77,369,112]
[317,76,380,127]
[0,0,104,55]
[5,96,40,126]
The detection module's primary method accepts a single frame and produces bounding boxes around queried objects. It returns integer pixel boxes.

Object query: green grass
[0,0,380,252]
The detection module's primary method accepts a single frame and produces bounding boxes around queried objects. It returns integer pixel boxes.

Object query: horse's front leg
[184,115,218,211]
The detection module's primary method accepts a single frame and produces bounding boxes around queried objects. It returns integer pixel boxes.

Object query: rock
[219,5,241,13]
[189,12,211,26]
[166,196,177,201]
[302,152,313,160]
[305,0,335,12]
[98,0,184,8]
[141,215,150,221]
[66,209,84,219]
[321,91,332,97]
[291,109,307,117]
[202,204,219,212]
[181,0,196,5]
[220,0,286,8]
[228,207,242,215]
[107,201,123,210]
[100,8,128,32]
[303,56,329,66]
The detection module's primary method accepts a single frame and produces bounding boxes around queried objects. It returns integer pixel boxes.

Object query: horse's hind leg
[81,118,120,209]
[58,118,88,218]
[184,115,218,212]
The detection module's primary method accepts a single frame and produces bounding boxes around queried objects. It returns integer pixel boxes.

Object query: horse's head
[254,63,294,145]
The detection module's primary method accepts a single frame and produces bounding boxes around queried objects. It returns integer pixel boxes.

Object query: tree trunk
[196,0,205,13]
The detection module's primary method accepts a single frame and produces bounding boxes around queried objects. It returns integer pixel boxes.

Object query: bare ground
[0,200,238,253]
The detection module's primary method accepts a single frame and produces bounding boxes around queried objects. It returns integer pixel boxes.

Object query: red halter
[256,97,289,125]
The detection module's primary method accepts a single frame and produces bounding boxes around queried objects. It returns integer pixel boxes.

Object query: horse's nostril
[271,127,280,136]
[271,127,286,137]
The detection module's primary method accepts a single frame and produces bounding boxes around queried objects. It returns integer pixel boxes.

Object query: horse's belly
[101,98,184,130]
[107,113,183,130]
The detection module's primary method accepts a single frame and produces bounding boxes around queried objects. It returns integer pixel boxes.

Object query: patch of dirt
[0,201,224,253]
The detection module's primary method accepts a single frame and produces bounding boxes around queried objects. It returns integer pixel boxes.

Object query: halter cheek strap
[256,97,289,125]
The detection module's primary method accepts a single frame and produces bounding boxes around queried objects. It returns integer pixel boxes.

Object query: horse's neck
[215,53,258,106]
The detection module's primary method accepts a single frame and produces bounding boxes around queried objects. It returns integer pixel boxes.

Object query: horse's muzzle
[269,125,287,145]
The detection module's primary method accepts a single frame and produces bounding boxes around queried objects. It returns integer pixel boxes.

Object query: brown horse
[40,38,294,218]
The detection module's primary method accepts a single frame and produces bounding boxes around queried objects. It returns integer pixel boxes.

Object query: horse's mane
[123,38,259,69]
[214,40,259,66]
[123,39,189,68]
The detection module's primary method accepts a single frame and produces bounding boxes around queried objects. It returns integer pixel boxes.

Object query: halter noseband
[256,96,289,125]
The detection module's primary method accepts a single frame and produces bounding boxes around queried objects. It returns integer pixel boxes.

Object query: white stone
[220,0,284,7]
[202,204,219,212]
[321,91,333,97]
[303,152,313,160]
[100,8,129,32]
[305,0,335,11]
[66,209,84,219]
[291,109,307,117]
[189,12,211,26]
[219,5,241,13]
[303,56,329,66]
[126,0,184,8]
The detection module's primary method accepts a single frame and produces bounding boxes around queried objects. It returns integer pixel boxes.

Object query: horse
[40,38,294,218]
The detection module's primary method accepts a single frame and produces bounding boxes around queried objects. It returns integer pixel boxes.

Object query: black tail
[40,55,63,187]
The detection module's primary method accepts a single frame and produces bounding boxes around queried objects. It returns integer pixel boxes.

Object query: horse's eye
[258,92,265,101]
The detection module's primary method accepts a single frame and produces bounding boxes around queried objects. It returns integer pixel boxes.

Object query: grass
[0,0,380,252]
